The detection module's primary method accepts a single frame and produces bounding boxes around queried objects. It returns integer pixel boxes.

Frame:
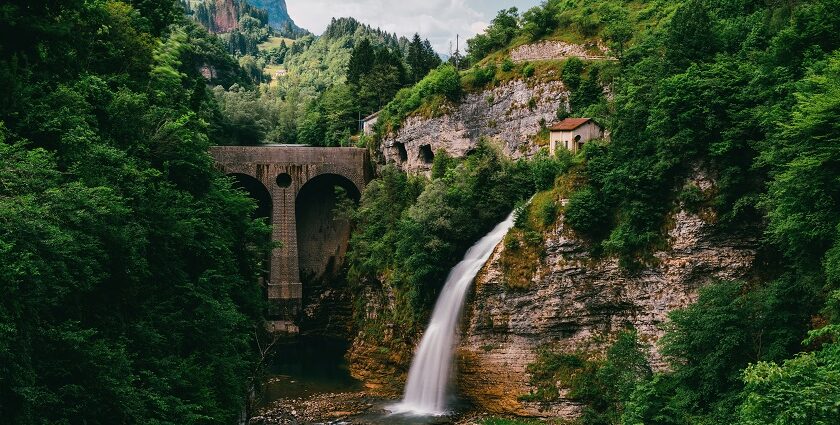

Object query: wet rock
[255,391,373,424]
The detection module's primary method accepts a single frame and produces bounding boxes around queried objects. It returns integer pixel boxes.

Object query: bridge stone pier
[210,145,370,333]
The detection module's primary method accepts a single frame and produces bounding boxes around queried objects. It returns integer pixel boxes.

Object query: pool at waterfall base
[255,209,519,424]
[254,336,469,424]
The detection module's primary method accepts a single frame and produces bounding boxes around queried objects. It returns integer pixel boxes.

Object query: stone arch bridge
[210,145,371,333]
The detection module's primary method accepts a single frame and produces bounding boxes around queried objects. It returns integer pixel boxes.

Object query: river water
[258,337,465,424]
[259,337,360,402]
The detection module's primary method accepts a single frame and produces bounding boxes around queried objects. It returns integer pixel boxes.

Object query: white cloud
[285,0,541,54]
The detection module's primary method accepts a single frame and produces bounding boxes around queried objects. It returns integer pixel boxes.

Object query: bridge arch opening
[295,174,361,282]
[229,173,272,219]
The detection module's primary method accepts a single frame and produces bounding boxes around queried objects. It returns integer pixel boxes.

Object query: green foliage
[407,33,442,83]
[725,47,840,425]
[346,143,535,337]
[350,40,408,117]
[205,16,421,146]
[739,327,840,425]
[522,2,559,41]
[377,64,462,134]
[465,64,498,90]
[431,149,456,180]
[319,83,358,146]
[762,50,840,271]
[0,2,271,423]
[346,1,840,424]
[212,84,283,144]
[625,279,815,424]
[560,0,840,266]
[665,0,715,69]
[531,148,571,191]
[523,330,651,424]
[466,7,521,63]
[677,184,705,213]
[565,186,611,240]
[501,58,515,72]
[522,63,536,78]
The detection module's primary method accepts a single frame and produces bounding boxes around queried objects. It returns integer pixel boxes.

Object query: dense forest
[196,13,441,146]
[2,0,840,423]
[0,0,272,423]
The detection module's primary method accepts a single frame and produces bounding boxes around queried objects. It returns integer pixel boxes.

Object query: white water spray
[389,208,519,416]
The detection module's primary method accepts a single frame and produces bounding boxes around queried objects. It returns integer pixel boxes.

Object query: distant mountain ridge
[183,0,305,37]
[244,0,304,35]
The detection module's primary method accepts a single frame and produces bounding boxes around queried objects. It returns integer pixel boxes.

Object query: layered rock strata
[381,78,570,173]
[456,201,756,417]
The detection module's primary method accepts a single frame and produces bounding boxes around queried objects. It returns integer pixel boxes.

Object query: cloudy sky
[286,0,542,54]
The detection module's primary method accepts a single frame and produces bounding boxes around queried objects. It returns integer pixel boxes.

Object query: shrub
[531,149,570,191]
[377,64,461,133]
[537,198,558,227]
[470,64,497,88]
[566,186,611,239]
[522,63,535,77]
[677,184,705,212]
[501,58,515,72]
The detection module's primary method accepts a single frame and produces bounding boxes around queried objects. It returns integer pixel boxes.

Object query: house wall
[362,116,378,135]
[549,122,603,154]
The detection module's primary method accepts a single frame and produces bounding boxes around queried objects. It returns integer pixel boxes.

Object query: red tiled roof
[549,117,593,131]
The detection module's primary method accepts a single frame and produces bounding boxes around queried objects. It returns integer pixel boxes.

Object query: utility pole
[455,34,460,69]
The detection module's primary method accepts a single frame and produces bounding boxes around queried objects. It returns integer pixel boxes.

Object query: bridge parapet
[210,145,370,333]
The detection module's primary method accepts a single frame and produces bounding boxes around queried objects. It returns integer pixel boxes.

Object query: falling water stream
[389,208,519,416]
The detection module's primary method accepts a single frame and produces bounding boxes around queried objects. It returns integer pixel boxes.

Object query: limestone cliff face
[509,40,613,62]
[212,0,239,33]
[245,0,298,30]
[456,191,756,417]
[381,78,570,173]
[344,171,757,420]
[347,283,412,396]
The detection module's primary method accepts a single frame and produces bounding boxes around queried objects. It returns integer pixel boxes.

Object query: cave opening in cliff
[419,144,434,164]
[395,142,408,162]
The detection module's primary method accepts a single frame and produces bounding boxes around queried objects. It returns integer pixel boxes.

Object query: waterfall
[389,208,519,416]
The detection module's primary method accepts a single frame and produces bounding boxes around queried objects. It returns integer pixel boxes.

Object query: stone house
[361,111,380,136]
[549,118,604,154]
